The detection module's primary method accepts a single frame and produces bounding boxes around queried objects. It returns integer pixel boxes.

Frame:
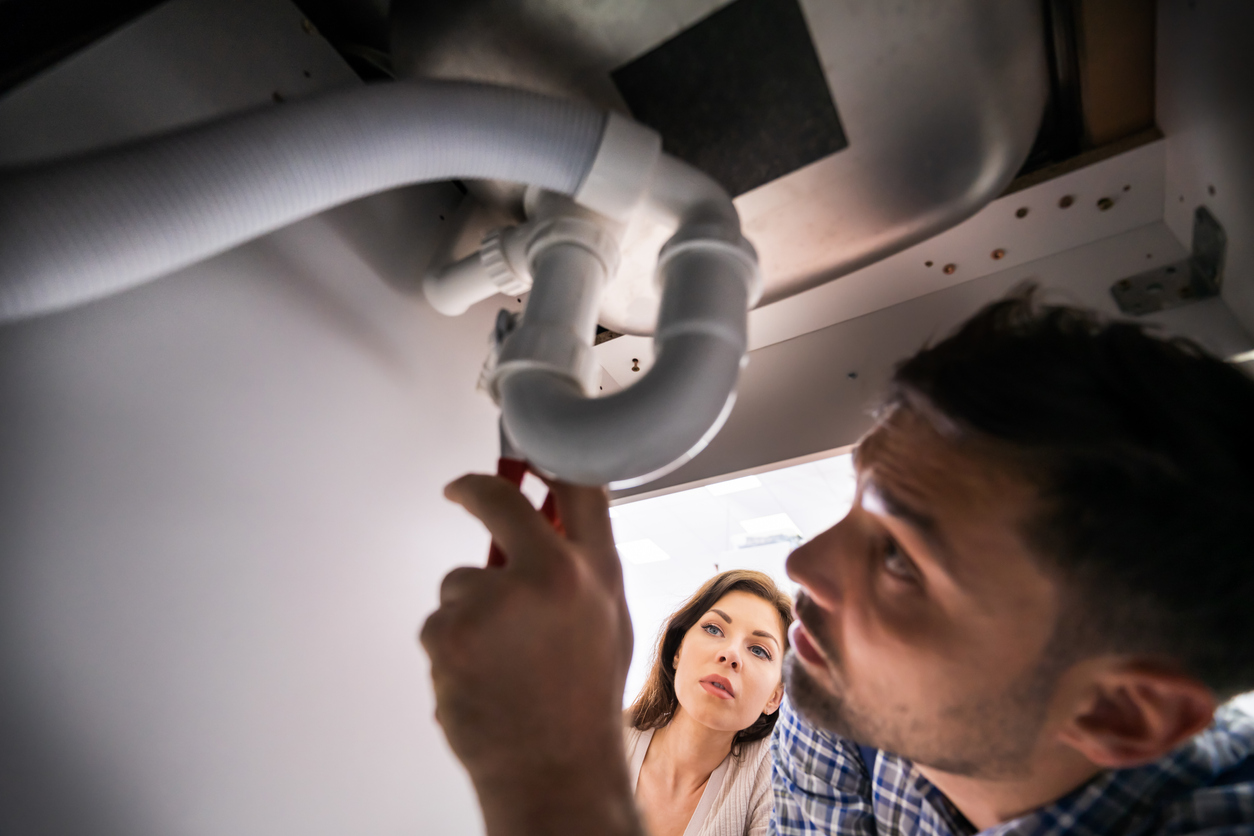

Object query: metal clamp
[1111,206,1226,316]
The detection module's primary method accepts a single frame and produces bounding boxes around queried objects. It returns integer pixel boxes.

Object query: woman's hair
[628,569,793,753]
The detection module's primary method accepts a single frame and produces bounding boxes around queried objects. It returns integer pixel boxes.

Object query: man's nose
[786,519,849,609]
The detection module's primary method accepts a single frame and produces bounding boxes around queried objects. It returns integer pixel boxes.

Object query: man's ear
[1055,659,1216,769]
[764,680,785,716]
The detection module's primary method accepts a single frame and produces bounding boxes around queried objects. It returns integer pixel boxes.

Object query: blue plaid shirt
[770,698,1254,835]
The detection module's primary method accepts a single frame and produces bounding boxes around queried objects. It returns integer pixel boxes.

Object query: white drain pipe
[495,219,758,487]
[0,80,759,487]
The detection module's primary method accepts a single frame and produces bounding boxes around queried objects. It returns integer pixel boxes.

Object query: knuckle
[439,565,482,604]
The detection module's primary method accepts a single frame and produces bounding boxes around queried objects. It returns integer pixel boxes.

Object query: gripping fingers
[445,474,564,573]
[439,565,488,606]
[544,480,613,549]
[545,479,622,588]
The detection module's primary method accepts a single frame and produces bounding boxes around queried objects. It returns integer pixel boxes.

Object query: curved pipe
[499,238,755,487]
[0,81,607,321]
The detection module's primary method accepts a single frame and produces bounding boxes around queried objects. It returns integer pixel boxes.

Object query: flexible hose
[1,77,756,488]
[0,81,605,321]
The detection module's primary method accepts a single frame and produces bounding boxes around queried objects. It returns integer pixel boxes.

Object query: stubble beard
[783,651,879,743]
[782,640,1056,780]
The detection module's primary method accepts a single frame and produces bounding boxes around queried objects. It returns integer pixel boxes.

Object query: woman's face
[672,590,787,733]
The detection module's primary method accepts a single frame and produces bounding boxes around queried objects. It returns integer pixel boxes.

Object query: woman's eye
[881,536,916,580]
[750,646,772,660]
[703,623,723,637]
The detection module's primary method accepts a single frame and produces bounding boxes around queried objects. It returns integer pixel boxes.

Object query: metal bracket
[1111,206,1226,316]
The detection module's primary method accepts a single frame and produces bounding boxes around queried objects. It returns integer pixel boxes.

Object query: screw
[1097,197,1114,211]
[943,263,957,275]
[925,260,933,267]
[631,358,640,372]
[847,371,858,380]
[1015,207,1029,219]
[1059,195,1075,209]
[991,248,1006,260]
[1208,184,1217,196]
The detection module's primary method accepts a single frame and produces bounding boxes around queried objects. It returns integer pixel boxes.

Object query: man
[421,289,1254,835]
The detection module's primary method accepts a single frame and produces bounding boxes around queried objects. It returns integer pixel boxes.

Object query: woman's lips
[699,676,735,700]
[790,620,829,668]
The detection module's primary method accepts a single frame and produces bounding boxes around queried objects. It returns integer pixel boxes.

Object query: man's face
[785,408,1061,778]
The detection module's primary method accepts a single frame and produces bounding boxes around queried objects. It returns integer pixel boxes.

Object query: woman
[626,570,793,836]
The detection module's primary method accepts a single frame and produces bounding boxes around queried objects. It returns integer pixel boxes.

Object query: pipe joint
[487,225,616,400]
[572,111,662,221]
[524,215,620,280]
[656,222,762,311]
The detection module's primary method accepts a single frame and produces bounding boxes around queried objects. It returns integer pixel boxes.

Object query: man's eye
[881,537,916,580]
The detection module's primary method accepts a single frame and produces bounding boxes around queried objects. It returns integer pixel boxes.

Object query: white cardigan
[624,724,774,836]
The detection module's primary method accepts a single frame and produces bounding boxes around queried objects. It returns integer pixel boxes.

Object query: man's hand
[420,474,642,836]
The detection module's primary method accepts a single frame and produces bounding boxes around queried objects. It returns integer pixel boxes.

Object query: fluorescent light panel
[706,475,762,496]
[617,538,671,564]
[740,512,800,535]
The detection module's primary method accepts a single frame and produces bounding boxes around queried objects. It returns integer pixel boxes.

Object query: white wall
[0,1,510,833]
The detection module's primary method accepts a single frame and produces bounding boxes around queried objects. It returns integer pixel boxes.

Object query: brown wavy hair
[627,570,793,754]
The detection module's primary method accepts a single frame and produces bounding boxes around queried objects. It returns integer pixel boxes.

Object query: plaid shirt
[770,698,1254,835]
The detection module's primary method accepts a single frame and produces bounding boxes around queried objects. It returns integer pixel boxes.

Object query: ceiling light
[617,539,671,564]
[706,475,762,496]
[740,513,800,536]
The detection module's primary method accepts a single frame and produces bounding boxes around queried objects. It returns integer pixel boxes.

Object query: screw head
[991,249,1006,260]
[631,358,640,372]
[1059,195,1075,209]
[1097,197,1114,211]
[943,263,957,275]
[847,371,858,380]
[1015,207,1029,219]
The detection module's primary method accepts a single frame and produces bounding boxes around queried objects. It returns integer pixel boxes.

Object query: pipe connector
[422,198,626,317]
[572,112,662,222]
[423,223,535,316]
[485,214,620,398]
[656,221,762,314]
[479,226,533,297]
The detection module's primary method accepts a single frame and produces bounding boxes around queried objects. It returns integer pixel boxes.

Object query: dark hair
[628,570,793,753]
[888,285,1254,697]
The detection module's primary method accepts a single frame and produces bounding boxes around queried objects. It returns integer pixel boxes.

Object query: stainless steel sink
[392,0,1047,334]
